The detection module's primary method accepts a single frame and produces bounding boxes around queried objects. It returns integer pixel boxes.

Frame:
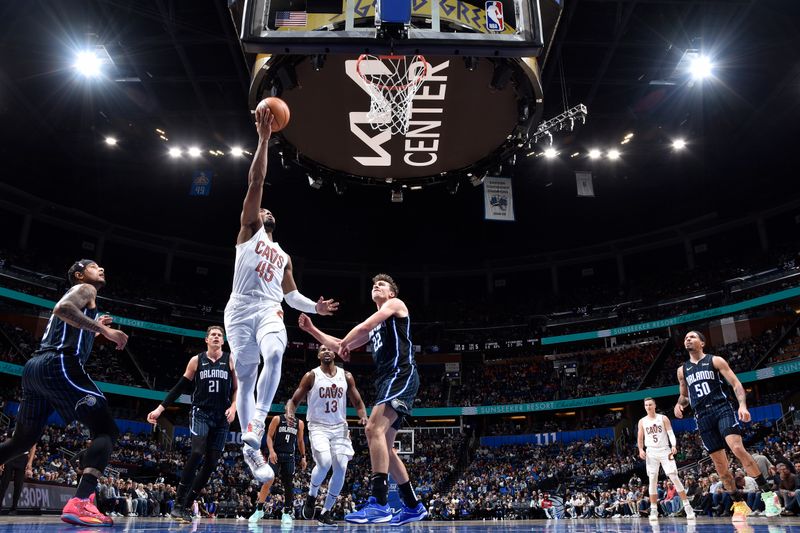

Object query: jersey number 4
[324,401,338,413]
[255,261,275,282]
[694,382,711,398]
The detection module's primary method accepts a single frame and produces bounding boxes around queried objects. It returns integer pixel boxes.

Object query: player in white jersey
[285,346,368,527]
[225,105,339,482]
[637,397,695,520]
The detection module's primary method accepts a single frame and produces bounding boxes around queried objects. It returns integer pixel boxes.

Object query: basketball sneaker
[242,419,266,449]
[685,506,696,520]
[281,511,294,527]
[242,443,274,482]
[731,501,751,523]
[761,491,782,517]
[390,502,428,525]
[344,497,392,524]
[318,510,337,527]
[649,507,658,521]
[170,504,192,523]
[248,505,265,523]
[302,495,317,519]
[61,496,113,527]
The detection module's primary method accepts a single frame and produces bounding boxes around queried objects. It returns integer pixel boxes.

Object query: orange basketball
[257,97,290,132]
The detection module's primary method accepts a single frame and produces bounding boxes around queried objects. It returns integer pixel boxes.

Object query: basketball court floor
[0,517,798,533]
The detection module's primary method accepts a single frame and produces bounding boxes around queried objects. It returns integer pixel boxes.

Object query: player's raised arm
[674,366,689,418]
[285,371,315,424]
[345,372,368,425]
[712,356,751,422]
[339,298,407,358]
[298,314,343,354]
[238,107,273,244]
[282,257,339,315]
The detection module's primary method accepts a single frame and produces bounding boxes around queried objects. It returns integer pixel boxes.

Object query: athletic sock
[754,474,772,492]
[398,481,419,508]
[371,473,389,506]
[75,472,99,500]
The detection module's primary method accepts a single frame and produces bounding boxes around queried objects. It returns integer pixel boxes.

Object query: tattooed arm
[713,355,751,423]
[53,285,128,349]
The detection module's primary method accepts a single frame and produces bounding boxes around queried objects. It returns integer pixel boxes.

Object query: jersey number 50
[694,382,711,398]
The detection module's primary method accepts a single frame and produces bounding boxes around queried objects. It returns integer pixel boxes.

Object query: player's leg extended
[661,455,694,519]
[384,425,427,524]
[323,454,349,513]
[252,329,287,424]
[725,433,781,516]
[645,454,660,519]
[172,434,206,520]
[248,479,273,523]
[187,423,225,510]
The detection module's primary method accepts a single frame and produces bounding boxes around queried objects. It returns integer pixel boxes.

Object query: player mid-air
[224,102,338,483]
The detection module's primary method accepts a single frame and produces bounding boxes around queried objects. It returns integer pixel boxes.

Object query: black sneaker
[303,496,316,519]
[318,510,337,527]
[170,505,191,523]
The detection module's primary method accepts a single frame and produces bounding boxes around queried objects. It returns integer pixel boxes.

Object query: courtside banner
[1,481,75,511]
[484,176,515,221]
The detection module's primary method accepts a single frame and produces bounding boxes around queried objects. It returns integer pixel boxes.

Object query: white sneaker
[649,509,658,521]
[242,419,266,449]
[281,512,293,526]
[249,508,265,523]
[242,443,274,482]
[685,507,696,520]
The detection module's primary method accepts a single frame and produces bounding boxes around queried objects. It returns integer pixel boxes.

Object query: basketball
[256,97,290,132]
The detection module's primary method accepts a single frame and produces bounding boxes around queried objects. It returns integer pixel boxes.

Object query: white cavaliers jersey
[307,366,348,426]
[640,414,669,449]
[230,226,288,303]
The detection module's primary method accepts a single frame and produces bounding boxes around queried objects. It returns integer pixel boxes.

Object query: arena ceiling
[0,0,799,265]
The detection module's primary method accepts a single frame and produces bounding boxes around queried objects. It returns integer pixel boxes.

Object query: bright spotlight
[672,138,687,151]
[230,146,244,157]
[588,149,602,160]
[168,147,182,158]
[104,137,117,146]
[74,51,102,77]
[187,146,201,158]
[689,55,713,80]
[543,147,558,159]
[607,149,621,160]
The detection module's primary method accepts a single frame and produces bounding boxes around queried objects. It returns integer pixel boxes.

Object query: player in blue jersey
[0,260,128,526]
[298,274,427,525]
[674,330,781,520]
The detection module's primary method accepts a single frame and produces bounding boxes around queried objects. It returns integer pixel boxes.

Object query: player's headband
[67,259,97,284]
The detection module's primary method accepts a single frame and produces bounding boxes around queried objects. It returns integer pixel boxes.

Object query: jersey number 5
[255,261,275,282]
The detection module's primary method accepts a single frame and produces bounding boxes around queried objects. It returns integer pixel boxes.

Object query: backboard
[237,0,545,57]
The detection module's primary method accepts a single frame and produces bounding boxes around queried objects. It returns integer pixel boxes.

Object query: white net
[357,54,428,135]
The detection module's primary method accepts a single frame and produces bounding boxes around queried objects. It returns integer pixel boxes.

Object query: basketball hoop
[356,54,428,135]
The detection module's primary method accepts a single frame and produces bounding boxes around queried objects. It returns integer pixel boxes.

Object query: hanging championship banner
[484,176,515,221]
[575,170,594,197]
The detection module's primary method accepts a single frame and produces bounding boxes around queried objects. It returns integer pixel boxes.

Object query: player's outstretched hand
[673,403,684,419]
[738,405,751,423]
[298,313,314,332]
[225,405,236,424]
[104,328,128,350]
[255,102,274,140]
[338,343,351,362]
[315,297,339,316]
[300,457,307,471]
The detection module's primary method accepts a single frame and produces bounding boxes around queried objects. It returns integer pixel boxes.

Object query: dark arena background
[1,0,800,532]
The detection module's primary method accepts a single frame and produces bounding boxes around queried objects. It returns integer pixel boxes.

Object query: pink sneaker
[61,496,113,527]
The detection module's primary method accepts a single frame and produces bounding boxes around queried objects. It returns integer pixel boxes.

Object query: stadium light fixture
[168,147,182,158]
[543,147,558,159]
[230,146,244,157]
[187,146,201,158]
[689,55,713,80]
[672,138,687,151]
[104,136,117,146]
[607,149,621,160]
[74,51,102,77]
[588,149,602,160]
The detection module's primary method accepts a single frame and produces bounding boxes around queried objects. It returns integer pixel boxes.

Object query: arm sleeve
[284,290,317,313]
[667,429,677,447]
[161,376,193,408]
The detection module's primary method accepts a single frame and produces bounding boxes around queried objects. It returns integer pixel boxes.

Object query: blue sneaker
[344,497,392,524]
[390,503,428,525]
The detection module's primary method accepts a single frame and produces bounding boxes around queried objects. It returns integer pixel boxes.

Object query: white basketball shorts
[224,294,286,366]
[308,421,354,459]
[646,447,677,476]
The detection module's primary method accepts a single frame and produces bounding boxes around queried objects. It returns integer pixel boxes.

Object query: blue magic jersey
[37,303,99,366]
[683,353,731,411]
[192,351,234,412]
[369,315,415,379]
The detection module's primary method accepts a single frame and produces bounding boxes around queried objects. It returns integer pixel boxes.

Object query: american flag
[275,11,308,27]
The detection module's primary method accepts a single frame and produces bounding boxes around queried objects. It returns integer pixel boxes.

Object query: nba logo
[485,1,504,32]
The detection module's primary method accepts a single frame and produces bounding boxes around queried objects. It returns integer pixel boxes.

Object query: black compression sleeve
[161,376,193,408]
